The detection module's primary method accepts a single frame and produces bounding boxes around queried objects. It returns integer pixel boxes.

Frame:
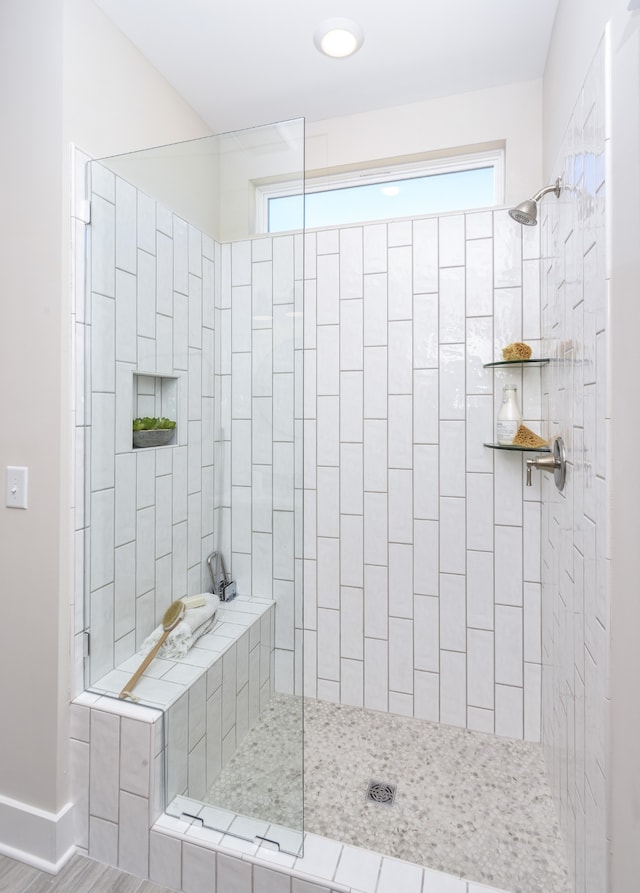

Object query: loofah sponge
[512,424,548,448]
[502,342,532,361]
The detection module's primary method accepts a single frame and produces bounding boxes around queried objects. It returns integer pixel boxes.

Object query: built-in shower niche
[132,373,179,448]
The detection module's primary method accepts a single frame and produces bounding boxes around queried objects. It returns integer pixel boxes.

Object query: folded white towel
[141,593,220,659]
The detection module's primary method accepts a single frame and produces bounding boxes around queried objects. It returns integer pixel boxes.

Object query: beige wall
[63,0,212,160]
[0,0,66,815]
[306,79,544,209]
[0,0,210,819]
[605,4,640,889]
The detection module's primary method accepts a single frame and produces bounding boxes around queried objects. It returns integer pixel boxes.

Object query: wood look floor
[0,853,177,893]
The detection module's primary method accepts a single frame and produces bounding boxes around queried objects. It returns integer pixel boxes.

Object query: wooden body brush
[119,600,185,699]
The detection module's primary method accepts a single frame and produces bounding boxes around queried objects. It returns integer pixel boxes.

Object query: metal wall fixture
[206,551,238,601]
[526,436,566,491]
[509,177,562,226]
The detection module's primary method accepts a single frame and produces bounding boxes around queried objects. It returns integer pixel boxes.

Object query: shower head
[509,199,539,226]
[508,177,562,226]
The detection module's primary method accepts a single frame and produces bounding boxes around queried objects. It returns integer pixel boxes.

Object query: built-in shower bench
[84,595,275,805]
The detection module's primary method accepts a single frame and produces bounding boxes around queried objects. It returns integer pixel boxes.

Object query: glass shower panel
[83,119,304,855]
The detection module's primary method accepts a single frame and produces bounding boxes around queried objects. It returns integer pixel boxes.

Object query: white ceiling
[95,0,560,133]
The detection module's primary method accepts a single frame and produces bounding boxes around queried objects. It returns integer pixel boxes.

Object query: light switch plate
[6,466,28,509]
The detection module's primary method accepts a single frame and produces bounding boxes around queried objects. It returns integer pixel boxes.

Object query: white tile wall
[86,164,216,682]
[540,33,610,893]
[303,214,542,737]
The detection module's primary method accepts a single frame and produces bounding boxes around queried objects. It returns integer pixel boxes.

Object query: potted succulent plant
[132,417,176,448]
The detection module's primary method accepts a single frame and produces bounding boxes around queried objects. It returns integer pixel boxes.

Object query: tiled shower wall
[214,234,304,697]
[84,156,547,740]
[540,34,610,893]
[87,161,217,683]
[84,162,301,693]
[302,213,544,740]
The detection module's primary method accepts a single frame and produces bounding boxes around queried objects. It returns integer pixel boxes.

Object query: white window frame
[255,147,505,233]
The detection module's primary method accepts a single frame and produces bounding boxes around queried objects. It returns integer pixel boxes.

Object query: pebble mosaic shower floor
[204,695,571,893]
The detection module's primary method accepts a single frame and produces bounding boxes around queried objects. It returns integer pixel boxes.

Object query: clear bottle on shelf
[496,384,522,444]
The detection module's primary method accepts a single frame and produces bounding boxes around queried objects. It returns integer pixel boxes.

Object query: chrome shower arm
[531,178,562,203]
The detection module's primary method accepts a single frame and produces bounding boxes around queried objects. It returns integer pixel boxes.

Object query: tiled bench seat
[88,596,275,803]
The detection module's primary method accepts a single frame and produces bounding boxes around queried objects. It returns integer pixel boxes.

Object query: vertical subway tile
[92,294,115,393]
[466,238,493,316]
[118,790,150,878]
[340,298,363,370]
[363,273,388,345]
[413,217,438,292]
[388,396,413,469]
[439,573,466,652]
[388,320,413,393]
[414,671,440,722]
[363,346,387,418]
[466,473,494,551]
[388,542,413,619]
[316,325,340,395]
[439,267,465,343]
[413,293,438,369]
[439,497,465,574]
[340,227,363,298]
[273,235,295,303]
[388,469,413,543]
[156,232,173,317]
[440,650,466,727]
[388,246,412,320]
[439,421,465,496]
[364,637,388,711]
[413,369,439,443]
[340,515,364,586]
[493,210,522,287]
[317,537,340,609]
[90,710,120,821]
[413,444,439,520]
[316,253,339,325]
[439,214,465,267]
[413,519,438,595]
[467,629,494,709]
[363,223,387,273]
[364,492,388,565]
[467,550,495,630]
[173,217,189,294]
[495,605,523,686]
[495,525,523,606]
[364,564,388,639]
[414,595,439,672]
[340,371,363,443]
[495,684,523,739]
[438,343,465,420]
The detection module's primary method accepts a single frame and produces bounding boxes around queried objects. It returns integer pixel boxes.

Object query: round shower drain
[366,780,397,806]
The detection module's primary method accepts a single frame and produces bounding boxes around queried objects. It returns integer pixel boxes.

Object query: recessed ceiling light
[314,18,364,59]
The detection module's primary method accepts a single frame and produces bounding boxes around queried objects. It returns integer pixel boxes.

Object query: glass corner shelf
[484,442,551,452]
[483,358,550,368]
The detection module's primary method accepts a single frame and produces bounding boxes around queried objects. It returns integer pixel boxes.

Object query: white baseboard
[0,795,76,874]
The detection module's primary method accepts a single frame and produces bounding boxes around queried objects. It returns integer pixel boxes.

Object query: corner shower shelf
[484,442,551,452]
[483,357,551,453]
[483,358,550,368]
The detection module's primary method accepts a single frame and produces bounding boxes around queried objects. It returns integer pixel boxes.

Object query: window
[257,149,504,233]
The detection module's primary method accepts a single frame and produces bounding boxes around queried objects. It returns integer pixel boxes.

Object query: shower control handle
[525,436,566,492]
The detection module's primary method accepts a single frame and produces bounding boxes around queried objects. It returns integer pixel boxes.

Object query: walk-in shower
[80,118,577,892]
